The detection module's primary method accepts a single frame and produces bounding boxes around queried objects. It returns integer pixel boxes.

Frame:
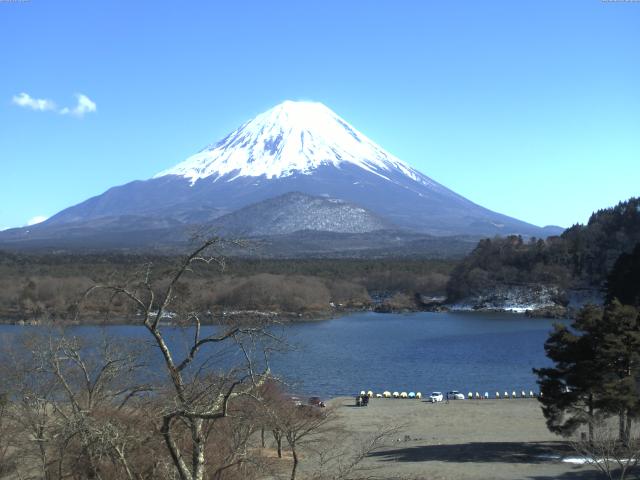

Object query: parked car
[309,396,326,408]
[446,390,465,400]
[428,392,444,402]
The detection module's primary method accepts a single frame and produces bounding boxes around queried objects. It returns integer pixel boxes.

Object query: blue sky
[1,0,638,230]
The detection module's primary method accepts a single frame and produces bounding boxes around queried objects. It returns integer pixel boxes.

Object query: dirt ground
[317,397,603,480]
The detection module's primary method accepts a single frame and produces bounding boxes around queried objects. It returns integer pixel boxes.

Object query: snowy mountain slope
[1,100,563,251]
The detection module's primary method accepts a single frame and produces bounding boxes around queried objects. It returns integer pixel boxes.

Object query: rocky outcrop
[449,284,604,317]
[449,285,563,313]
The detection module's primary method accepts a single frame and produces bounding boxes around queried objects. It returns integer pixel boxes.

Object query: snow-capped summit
[155,100,433,188]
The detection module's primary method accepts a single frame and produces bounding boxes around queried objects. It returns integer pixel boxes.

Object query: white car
[446,390,465,400]
[428,392,444,402]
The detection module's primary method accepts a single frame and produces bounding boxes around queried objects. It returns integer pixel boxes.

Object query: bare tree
[257,379,289,459]
[0,330,160,480]
[308,424,404,480]
[206,398,267,480]
[276,404,333,480]
[44,335,155,479]
[571,419,640,480]
[80,238,277,480]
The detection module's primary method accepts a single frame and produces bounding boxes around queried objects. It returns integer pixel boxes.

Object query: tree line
[0,252,454,323]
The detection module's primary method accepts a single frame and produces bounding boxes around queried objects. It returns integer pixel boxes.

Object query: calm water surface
[0,311,565,398]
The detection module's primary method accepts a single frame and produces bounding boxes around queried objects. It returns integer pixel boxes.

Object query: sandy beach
[317,396,601,480]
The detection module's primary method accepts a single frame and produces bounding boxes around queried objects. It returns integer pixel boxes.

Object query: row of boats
[359,390,423,399]
[359,389,541,400]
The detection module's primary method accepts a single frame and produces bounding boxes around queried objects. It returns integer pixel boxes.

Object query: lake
[0,311,564,399]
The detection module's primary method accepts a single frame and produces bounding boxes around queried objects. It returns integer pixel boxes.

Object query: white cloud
[60,93,97,117]
[26,215,48,226]
[12,92,57,111]
[12,92,96,118]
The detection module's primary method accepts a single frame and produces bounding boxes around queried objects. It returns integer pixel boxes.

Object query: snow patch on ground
[536,454,636,465]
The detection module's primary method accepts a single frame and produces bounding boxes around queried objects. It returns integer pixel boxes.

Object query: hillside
[209,192,391,236]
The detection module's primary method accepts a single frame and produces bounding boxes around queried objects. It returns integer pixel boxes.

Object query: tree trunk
[115,446,135,480]
[80,433,100,480]
[619,410,626,443]
[290,445,298,480]
[618,409,632,445]
[625,410,632,446]
[272,430,282,458]
[588,395,594,443]
[161,416,192,480]
[261,428,265,448]
[192,419,206,480]
[37,425,49,480]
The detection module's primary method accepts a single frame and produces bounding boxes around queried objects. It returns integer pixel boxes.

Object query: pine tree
[534,305,603,441]
[536,302,640,444]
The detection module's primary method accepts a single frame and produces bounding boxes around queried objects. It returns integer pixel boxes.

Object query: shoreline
[0,302,570,326]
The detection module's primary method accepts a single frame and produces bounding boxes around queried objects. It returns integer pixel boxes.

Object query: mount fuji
[0,100,562,253]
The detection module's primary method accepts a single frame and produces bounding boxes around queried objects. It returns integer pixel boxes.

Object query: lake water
[0,311,564,399]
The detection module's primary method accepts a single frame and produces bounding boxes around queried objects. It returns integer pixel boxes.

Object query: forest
[447,197,640,303]
[0,252,454,323]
